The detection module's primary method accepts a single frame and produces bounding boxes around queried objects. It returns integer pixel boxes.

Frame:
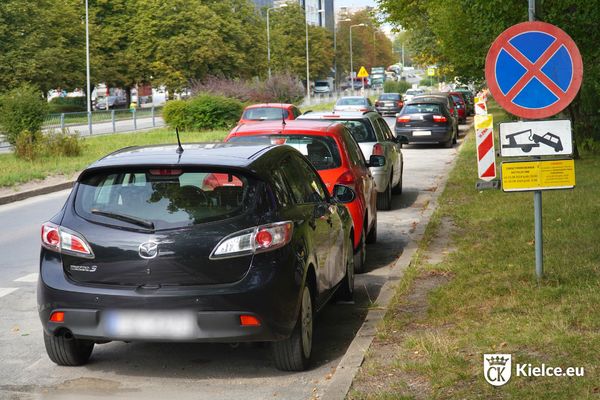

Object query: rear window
[379,94,400,100]
[405,90,422,96]
[450,94,463,103]
[75,169,252,230]
[336,120,376,143]
[242,107,289,121]
[337,98,366,106]
[404,103,442,114]
[229,135,341,170]
[315,81,329,87]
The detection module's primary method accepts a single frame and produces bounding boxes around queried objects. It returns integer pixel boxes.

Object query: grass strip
[350,102,599,399]
[0,128,227,187]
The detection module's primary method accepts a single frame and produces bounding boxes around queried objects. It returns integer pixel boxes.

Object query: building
[252,0,334,31]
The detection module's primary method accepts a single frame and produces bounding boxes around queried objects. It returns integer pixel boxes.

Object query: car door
[375,117,403,187]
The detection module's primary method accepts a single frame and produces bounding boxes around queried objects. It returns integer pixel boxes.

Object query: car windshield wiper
[91,209,155,230]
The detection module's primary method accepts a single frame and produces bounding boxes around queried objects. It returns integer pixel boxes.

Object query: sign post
[484,0,582,281]
[357,66,369,93]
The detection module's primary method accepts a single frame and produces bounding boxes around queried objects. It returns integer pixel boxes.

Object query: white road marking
[14,273,39,283]
[0,288,18,298]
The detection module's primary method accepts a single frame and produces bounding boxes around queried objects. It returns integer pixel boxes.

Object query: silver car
[299,111,404,210]
[333,96,376,113]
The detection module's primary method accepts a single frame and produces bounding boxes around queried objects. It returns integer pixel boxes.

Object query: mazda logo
[139,241,158,259]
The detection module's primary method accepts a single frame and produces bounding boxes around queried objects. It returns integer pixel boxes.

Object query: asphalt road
[0,117,470,400]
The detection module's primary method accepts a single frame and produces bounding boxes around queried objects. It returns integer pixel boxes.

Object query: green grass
[351,102,600,399]
[0,128,227,187]
[300,100,335,113]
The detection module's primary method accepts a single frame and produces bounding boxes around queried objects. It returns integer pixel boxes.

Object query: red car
[238,103,302,125]
[225,120,380,273]
[448,92,467,124]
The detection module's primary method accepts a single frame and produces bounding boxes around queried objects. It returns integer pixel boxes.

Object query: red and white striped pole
[475,114,496,181]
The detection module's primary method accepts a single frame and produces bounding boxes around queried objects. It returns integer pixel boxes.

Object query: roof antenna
[176,127,184,154]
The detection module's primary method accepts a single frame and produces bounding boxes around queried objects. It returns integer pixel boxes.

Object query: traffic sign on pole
[357,66,369,78]
[475,115,496,181]
[499,119,572,157]
[485,21,583,119]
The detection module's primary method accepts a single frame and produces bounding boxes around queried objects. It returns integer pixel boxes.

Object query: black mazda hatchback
[38,143,355,371]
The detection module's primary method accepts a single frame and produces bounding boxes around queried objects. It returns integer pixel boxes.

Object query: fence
[301,87,383,107]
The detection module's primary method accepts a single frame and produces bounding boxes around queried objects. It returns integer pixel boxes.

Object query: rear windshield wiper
[91,209,155,230]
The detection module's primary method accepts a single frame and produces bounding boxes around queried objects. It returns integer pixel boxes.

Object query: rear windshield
[405,90,422,96]
[75,169,252,230]
[379,94,400,100]
[242,107,288,121]
[229,135,341,170]
[336,120,376,142]
[315,81,329,87]
[337,98,366,106]
[450,94,463,103]
[404,103,442,114]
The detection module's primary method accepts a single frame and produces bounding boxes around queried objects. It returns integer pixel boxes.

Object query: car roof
[298,111,378,121]
[229,119,346,137]
[407,96,448,105]
[244,103,294,110]
[337,96,368,100]
[84,143,280,173]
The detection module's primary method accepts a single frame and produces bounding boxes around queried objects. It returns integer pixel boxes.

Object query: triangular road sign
[357,66,369,78]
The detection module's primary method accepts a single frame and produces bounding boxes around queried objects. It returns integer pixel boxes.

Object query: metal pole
[111,110,116,133]
[349,26,354,95]
[528,0,536,21]
[60,113,65,131]
[267,7,272,79]
[85,0,91,114]
[133,109,137,130]
[152,105,155,127]
[305,4,311,102]
[534,190,543,280]
[333,6,336,94]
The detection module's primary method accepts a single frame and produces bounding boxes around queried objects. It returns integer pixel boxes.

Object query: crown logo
[486,356,509,366]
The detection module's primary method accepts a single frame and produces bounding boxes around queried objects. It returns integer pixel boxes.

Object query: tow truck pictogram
[502,129,564,153]
[532,132,563,152]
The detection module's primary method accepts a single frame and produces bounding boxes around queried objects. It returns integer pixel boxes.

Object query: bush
[163,94,243,131]
[419,77,437,87]
[191,73,305,104]
[48,97,87,113]
[14,130,43,160]
[45,130,83,157]
[384,80,411,94]
[0,83,49,145]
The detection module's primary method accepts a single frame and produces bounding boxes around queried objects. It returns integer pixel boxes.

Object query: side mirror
[332,184,356,204]
[368,155,386,168]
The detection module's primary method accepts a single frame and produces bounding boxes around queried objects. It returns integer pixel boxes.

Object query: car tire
[272,285,313,371]
[392,167,403,195]
[453,129,458,144]
[376,178,392,210]
[353,228,366,274]
[334,236,355,302]
[366,214,377,244]
[443,135,453,148]
[43,331,94,366]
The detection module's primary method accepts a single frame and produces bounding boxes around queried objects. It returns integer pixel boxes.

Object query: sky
[335,0,378,9]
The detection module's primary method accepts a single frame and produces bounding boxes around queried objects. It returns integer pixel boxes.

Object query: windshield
[315,81,329,87]
[404,103,442,114]
[242,107,289,121]
[337,98,367,106]
[75,169,252,230]
[229,135,342,170]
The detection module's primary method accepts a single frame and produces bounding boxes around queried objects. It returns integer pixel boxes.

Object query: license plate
[412,130,431,136]
[384,102,394,106]
[104,310,197,339]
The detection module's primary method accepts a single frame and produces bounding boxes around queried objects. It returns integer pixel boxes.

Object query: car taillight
[202,173,220,190]
[396,116,411,123]
[433,115,448,123]
[337,171,355,185]
[359,108,369,112]
[149,169,182,176]
[397,101,404,107]
[41,222,94,258]
[375,101,382,107]
[210,221,293,259]
[372,143,384,156]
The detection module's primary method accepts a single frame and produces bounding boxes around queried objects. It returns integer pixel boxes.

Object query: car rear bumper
[395,126,453,144]
[38,249,302,343]
[375,106,401,115]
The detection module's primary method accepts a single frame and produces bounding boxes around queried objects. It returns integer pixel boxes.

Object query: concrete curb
[0,181,75,206]
[320,120,473,400]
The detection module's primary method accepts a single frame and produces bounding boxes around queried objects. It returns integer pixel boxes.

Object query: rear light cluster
[372,143,384,156]
[396,116,411,123]
[41,222,94,258]
[49,311,65,323]
[210,221,293,259]
[375,101,382,107]
[433,115,448,123]
[397,101,404,107]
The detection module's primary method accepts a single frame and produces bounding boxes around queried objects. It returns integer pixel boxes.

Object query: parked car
[238,103,301,124]
[313,80,331,95]
[403,89,425,102]
[226,119,380,273]
[395,99,458,147]
[298,111,404,210]
[454,88,475,116]
[448,91,467,123]
[375,93,404,116]
[412,93,459,123]
[94,95,127,110]
[38,143,356,372]
[334,96,376,113]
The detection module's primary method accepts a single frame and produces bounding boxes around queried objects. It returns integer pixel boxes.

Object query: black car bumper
[376,106,401,115]
[38,249,302,343]
[395,126,453,144]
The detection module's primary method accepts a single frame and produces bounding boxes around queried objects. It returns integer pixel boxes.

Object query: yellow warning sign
[474,115,493,130]
[501,159,575,192]
[427,67,436,76]
[357,66,369,78]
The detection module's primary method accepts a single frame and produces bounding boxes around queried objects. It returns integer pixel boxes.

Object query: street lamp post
[335,18,351,94]
[349,23,366,95]
[305,6,324,102]
[85,0,92,133]
[267,4,287,79]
